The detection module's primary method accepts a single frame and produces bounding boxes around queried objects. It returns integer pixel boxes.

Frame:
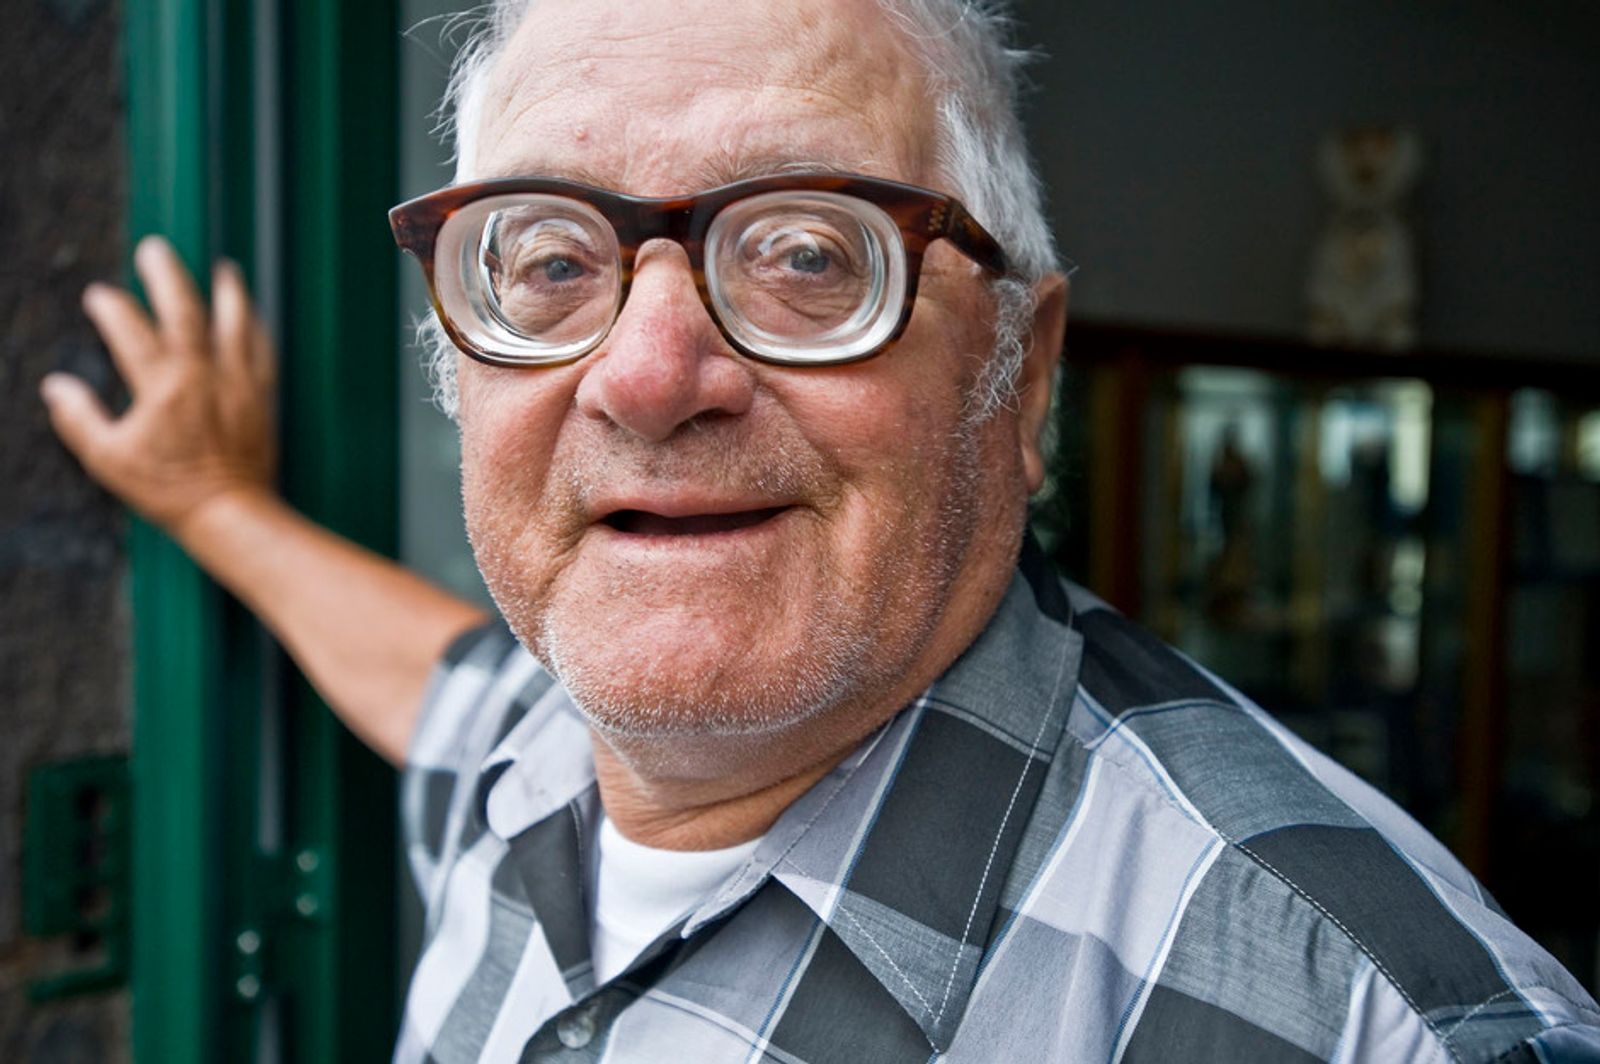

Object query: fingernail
[136,234,169,263]
[39,374,69,403]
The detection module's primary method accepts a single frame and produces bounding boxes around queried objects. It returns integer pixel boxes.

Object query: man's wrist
[169,482,286,555]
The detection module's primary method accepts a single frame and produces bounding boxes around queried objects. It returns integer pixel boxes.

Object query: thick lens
[431,193,620,364]
[479,201,619,347]
[708,192,903,362]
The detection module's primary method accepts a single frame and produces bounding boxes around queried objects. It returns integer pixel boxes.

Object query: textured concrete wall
[0,0,132,1059]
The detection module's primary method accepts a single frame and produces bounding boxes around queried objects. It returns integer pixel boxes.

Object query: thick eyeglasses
[389,173,1010,367]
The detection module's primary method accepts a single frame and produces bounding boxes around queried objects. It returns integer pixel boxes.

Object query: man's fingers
[39,373,115,465]
[82,282,164,392]
[213,259,278,391]
[212,259,253,381]
[250,316,277,386]
[136,235,208,355]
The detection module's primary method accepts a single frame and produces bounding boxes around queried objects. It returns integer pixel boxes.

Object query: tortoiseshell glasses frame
[388,172,1011,368]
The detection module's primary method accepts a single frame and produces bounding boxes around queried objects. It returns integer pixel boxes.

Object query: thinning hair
[416,0,1059,422]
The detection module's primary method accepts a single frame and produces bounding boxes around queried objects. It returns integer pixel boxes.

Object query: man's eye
[785,247,831,275]
[752,225,852,281]
[542,256,586,283]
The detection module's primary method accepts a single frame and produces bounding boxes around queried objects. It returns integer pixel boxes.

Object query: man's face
[458,0,1049,749]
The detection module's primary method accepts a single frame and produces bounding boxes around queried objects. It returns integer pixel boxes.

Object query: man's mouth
[601,506,789,536]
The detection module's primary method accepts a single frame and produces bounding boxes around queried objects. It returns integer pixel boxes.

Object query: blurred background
[3,0,1596,1060]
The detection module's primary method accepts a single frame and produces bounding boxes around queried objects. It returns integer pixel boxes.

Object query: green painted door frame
[124,0,401,1060]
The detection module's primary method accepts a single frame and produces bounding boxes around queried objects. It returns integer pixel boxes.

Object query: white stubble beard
[523,410,992,750]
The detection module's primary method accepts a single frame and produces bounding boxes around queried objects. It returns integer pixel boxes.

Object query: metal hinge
[22,755,131,1001]
[229,845,332,1004]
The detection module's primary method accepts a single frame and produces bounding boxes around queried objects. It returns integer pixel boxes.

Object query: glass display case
[1040,321,1600,993]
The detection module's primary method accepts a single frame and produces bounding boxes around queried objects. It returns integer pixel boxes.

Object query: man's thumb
[40,373,113,462]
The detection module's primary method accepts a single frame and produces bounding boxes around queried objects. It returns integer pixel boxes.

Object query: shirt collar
[474,684,595,841]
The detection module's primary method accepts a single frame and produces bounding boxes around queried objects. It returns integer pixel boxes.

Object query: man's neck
[590,733,850,850]
[588,700,889,851]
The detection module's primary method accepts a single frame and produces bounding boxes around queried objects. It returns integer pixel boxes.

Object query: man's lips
[599,506,791,536]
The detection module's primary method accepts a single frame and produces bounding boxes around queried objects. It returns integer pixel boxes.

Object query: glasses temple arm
[942,201,1011,277]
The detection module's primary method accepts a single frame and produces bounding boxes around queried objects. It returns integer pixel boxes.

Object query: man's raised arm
[39,235,489,766]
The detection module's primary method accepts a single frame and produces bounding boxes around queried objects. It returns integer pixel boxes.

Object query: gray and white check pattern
[395,539,1600,1062]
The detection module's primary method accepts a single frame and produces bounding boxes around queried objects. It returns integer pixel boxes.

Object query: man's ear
[1016,272,1068,493]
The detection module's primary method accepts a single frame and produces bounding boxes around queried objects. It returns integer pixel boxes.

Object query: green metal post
[124,0,228,1060]
[216,0,269,1057]
[278,0,402,1058]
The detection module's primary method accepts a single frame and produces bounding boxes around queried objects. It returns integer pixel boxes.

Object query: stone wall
[0,0,132,1059]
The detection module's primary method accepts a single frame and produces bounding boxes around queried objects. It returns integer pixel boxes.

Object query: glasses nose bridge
[618,199,707,265]
[612,199,720,328]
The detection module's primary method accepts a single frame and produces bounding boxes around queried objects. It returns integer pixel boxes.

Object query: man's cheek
[461,411,550,506]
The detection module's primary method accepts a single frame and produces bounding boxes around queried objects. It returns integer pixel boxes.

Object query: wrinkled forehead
[470,0,937,194]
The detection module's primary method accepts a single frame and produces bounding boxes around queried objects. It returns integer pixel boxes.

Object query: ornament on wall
[1306,126,1423,350]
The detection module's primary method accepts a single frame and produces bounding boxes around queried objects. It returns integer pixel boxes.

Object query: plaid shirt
[395,541,1600,1063]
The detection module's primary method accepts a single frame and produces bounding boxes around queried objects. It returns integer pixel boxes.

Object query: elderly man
[41,0,1600,1060]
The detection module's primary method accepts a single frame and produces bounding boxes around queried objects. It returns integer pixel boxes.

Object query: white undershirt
[590,814,762,985]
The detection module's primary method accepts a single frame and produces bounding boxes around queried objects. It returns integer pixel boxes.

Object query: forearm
[174,487,489,765]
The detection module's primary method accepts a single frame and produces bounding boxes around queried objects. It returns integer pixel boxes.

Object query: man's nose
[573,241,755,442]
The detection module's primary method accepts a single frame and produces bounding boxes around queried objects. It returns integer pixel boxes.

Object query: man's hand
[41,234,488,766]
[41,235,276,542]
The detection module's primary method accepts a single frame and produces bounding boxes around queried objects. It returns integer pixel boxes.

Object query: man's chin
[550,663,849,741]
[536,622,871,742]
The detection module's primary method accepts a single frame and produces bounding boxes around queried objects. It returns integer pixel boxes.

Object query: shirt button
[555,1005,596,1049]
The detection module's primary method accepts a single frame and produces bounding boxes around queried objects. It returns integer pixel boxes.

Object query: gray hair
[417,0,1058,422]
